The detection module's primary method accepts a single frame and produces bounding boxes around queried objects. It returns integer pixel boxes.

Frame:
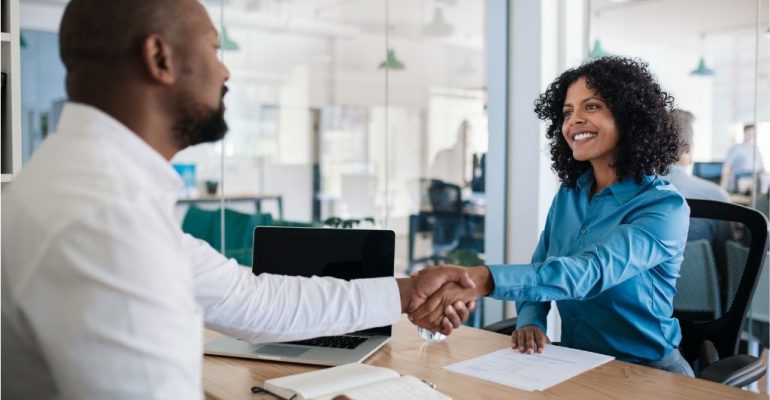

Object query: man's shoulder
[669,173,730,202]
[5,134,148,236]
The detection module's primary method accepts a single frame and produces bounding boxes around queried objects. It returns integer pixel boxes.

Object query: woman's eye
[563,110,572,118]
[586,103,599,110]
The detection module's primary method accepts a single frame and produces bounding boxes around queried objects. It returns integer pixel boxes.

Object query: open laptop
[203,227,395,366]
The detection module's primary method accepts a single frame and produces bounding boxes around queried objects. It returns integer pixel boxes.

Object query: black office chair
[675,199,767,386]
[483,199,768,387]
[427,180,464,261]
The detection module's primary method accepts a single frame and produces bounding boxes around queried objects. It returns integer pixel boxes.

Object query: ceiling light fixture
[221,24,240,51]
[422,8,454,37]
[588,39,609,59]
[690,34,714,76]
[689,57,715,76]
[378,49,406,70]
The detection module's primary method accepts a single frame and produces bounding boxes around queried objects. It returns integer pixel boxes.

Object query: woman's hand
[511,325,550,354]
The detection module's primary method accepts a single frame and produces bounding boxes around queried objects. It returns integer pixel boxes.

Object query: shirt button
[580,229,587,235]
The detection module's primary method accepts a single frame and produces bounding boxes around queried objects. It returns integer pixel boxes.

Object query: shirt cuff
[515,303,548,331]
[487,264,540,301]
[354,277,402,327]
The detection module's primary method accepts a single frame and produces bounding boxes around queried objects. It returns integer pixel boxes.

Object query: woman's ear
[141,34,176,86]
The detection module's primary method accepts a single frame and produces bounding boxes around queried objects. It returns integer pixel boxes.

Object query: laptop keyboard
[287,336,367,349]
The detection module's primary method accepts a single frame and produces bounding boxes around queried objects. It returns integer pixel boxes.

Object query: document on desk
[444,346,613,392]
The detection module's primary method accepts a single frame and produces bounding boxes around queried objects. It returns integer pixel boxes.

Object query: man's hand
[409,281,477,332]
[406,265,494,333]
[396,265,477,336]
[511,325,550,354]
[409,265,476,313]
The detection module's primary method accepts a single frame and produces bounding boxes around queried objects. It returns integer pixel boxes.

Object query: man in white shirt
[667,109,730,202]
[1,1,475,398]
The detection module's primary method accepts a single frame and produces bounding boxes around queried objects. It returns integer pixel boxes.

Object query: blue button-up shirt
[488,170,689,362]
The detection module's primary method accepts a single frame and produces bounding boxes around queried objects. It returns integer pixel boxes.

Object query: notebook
[204,227,395,366]
[264,363,451,400]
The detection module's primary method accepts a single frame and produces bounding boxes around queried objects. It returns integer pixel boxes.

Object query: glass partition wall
[587,0,769,382]
[175,0,489,275]
[588,0,768,215]
[17,0,490,324]
[15,0,767,333]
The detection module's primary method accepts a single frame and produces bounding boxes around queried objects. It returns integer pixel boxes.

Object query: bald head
[58,0,230,158]
[61,0,191,76]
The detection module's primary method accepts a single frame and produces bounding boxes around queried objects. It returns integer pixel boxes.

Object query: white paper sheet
[443,346,614,391]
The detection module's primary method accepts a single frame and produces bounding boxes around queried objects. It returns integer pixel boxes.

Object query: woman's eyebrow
[571,96,604,106]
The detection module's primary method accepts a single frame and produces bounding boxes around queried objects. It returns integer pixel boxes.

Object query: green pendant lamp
[689,57,715,76]
[378,49,406,70]
[220,24,240,51]
[588,39,609,59]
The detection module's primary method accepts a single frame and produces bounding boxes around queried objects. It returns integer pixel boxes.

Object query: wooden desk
[178,193,284,219]
[730,193,753,206]
[203,318,764,400]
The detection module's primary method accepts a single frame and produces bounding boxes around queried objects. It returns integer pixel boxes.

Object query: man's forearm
[396,278,415,313]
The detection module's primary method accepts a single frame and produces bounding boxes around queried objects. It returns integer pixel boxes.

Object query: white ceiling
[591,0,768,39]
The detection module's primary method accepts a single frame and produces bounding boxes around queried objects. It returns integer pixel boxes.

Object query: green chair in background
[181,207,315,266]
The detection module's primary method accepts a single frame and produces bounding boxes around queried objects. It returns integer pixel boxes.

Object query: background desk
[203,318,763,400]
[178,193,284,219]
[407,209,485,273]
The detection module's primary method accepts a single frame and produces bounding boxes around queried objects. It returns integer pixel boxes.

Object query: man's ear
[682,143,691,155]
[141,34,176,86]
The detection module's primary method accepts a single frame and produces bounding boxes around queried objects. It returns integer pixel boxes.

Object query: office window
[173,0,490,275]
[588,0,768,215]
[17,0,491,277]
[588,0,769,373]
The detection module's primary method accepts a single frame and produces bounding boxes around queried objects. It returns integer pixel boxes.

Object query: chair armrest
[699,354,767,387]
[482,317,518,336]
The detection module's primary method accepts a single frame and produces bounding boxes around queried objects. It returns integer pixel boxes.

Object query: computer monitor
[692,162,723,185]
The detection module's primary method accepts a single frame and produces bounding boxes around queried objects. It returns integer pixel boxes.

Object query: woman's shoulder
[632,175,689,214]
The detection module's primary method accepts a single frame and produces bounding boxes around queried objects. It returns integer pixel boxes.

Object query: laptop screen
[252,227,395,336]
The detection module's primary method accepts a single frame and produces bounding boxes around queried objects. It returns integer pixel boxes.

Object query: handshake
[397,265,493,336]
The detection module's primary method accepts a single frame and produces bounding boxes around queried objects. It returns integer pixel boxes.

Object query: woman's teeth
[573,132,597,142]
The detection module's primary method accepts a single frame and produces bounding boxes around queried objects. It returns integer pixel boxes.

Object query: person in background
[721,124,765,193]
[412,57,694,377]
[1,1,472,399]
[430,120,473,187]
[667,109,730,202]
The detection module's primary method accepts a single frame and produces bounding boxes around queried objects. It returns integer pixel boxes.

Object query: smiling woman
[535,57,681,192]
[447,56,696,377]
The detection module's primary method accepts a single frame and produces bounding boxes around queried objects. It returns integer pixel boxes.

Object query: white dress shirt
[1,103,401,400]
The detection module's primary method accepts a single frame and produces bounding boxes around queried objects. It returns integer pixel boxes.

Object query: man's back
[667,165,730,203]
[2,103,202,399]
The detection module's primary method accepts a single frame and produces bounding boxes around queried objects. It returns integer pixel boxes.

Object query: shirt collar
[576,168,656,204]
[56,102,182,192]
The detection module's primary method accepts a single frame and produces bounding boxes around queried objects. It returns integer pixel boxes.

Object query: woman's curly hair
[534,56,681,187]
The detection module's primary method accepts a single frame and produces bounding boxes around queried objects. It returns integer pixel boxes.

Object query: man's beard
[172,88,229,149]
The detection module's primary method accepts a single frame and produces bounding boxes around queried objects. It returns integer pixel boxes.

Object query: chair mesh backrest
[427,180,463,251]
[676,220,750,320]
[674,199,768,365]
